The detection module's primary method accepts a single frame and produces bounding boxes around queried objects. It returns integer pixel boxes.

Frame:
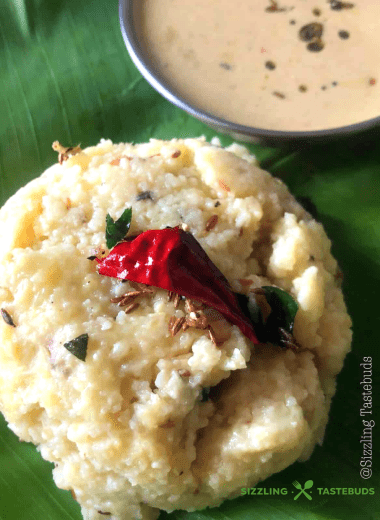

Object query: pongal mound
[0,137,352,520]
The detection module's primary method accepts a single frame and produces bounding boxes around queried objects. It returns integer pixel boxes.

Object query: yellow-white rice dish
[0,138,352,520]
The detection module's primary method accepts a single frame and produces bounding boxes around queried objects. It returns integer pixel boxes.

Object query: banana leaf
[0,1,379,519]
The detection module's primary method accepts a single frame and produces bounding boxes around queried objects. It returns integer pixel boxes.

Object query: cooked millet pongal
[0,137,352,520]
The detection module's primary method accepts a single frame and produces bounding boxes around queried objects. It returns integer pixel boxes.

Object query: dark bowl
[119,0,380,148]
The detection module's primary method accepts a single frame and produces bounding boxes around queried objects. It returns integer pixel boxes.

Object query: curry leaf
[105,208,132,249]
[63,333,88,362]
[201,387,211,402]
[261,286,298,334]
[0,0,377,519]
[235,287,298,346]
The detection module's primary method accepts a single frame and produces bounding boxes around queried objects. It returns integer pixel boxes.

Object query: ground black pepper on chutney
[139,0,379,131]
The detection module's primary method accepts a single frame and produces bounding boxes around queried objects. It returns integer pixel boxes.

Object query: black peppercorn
[338,30,350,39]
[307,39,324,52]
[299,22,323,41]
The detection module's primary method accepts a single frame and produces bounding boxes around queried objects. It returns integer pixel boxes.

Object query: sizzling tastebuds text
[360,357,374,479]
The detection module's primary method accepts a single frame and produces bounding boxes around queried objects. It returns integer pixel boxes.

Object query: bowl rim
[119,0,380,142]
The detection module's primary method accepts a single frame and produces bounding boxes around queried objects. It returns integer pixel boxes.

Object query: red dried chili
[96,227,258,344]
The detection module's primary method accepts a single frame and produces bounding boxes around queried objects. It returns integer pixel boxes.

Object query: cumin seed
[185,298,196,313]
[128,281,142,291]
[279,328,300,350]
[110,295,125,304]
[171,317,186,336]
[141,287,155,294]
[110,291,141,306]
[129,281,154,293]
[205,214,218,232]
[118,296,136,306]
[139,284,155,294]
[218,179,231,192]
[208,326,220,346]
[114,291,141,301]
[1,308,16,327]
[173,293,181,308]
[168,316,176,332]
[186,313,208,330]
[124,302,139,314]
[172,150,181,158]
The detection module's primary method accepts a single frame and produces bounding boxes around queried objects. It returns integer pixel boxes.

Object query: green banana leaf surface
[0,1,379,519]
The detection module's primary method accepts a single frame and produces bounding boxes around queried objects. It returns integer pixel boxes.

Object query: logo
[292,480,313,500]
[241,480,375,499]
